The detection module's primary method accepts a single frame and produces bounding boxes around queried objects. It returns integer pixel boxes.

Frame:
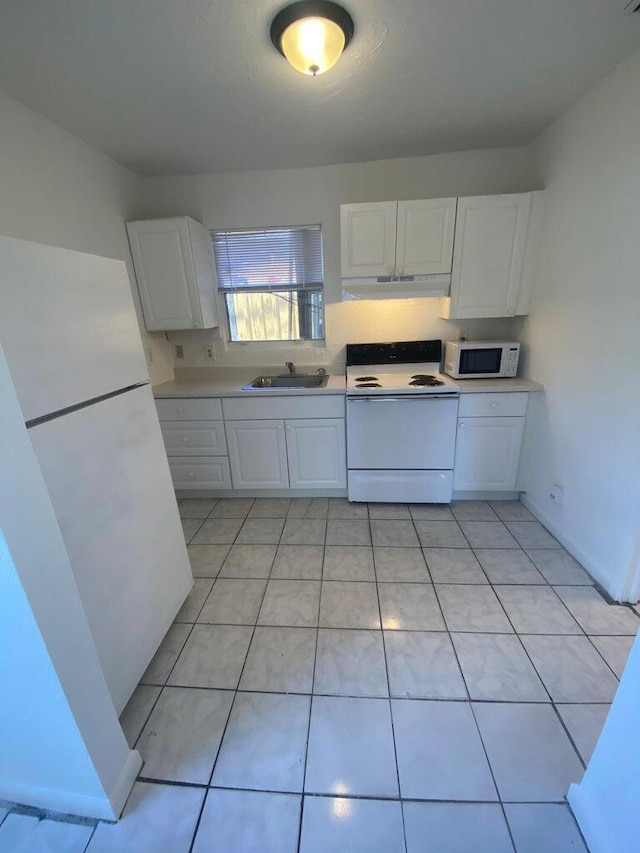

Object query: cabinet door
[453,417,525,491]
[187,218,219,329]
[340,202,397,277]
[396,198,456,275]
[127,217,203,331]
[448,194,531,318]
[286,419,347,489]
[225,420,289,489]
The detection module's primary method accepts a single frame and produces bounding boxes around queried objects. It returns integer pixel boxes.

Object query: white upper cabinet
[395,199,457,276]
[127,216,219,331]
[340,198,456,278]
[340,202,397,277]
[441,193,536,319]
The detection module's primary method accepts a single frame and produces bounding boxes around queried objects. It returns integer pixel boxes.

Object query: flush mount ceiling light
[270,1,354,76]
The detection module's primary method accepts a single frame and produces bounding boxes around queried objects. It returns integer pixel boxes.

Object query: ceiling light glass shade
[281,16,345,75]
[271,1,354,76]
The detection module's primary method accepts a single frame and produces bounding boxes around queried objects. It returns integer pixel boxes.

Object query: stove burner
[356,382,382,388]
[356,376,378,382]
[409,375,444,387]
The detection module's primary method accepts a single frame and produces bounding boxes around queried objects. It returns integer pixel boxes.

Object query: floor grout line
[109,498,636,850]
[187,500,259,853]
[371,511,409,853]
[131,775,582,806]
[132,620,197,751]
[6,500,632,848]
[295,514,328,853]
[127,679,617,704]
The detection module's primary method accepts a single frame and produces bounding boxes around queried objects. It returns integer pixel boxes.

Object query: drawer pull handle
[490,402,497,408]
[177,407,186,414]
[188,471,195,477]
[459,423,466,429]
[182,437,191,443]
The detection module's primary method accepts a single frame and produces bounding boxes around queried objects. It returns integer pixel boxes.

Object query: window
[211,225,324,342]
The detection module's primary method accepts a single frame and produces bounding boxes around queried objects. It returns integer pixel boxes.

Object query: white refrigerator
[0,234,192,714]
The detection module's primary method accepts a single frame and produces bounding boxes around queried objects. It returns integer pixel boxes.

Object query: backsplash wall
[136,146,538,372]
[164,301,521,372]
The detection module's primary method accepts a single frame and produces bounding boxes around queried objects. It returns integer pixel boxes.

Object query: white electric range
[345,340,460,503]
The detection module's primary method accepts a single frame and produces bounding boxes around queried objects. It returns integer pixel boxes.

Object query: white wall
[518,46,640,599]
[140,147,538,370]
[0,345,141,820]
[0,91,173,384]
[568,630,640,853]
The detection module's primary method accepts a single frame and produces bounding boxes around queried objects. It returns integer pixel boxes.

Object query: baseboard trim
[520,494,612,596]
[567,783,606,853]
[107,749,142,820]
[452,490,521,501]
[0,750,141,821]
[175,488,348,499]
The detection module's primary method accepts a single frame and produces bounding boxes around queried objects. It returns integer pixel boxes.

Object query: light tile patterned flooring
[2,497,638,852]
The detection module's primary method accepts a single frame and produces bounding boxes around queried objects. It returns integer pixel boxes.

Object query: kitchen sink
[242,374,328,390]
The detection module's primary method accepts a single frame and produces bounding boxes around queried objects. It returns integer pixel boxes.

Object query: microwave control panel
[504,345,520,376]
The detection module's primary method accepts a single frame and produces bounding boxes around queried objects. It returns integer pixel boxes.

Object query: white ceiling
[1,1,639,176]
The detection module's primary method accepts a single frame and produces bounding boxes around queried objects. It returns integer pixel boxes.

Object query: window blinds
[212,225,324,293]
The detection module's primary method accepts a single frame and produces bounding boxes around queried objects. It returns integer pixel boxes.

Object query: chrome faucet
[285,361,296,376]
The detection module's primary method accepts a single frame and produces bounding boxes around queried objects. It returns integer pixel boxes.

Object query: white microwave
[444,341,520,379]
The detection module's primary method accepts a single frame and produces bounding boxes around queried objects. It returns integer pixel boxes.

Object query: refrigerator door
[28,384,192,713]
[0,235,148,422]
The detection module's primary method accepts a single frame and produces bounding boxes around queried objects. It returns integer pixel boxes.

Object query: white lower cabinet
[156,396,231,492]
[225,420,289,489]
[453,392,528,492]
[286,419,347,489]
[453,416,525,491]
[160,421,227,456]
[225,417,347,491]
[168,456,232,490]
[157,392,345,494]
[221,395,347,493]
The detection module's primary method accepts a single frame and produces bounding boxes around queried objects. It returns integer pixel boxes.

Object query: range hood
[342,273,451,301]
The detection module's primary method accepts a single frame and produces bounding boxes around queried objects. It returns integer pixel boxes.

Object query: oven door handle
[347,394,459,402]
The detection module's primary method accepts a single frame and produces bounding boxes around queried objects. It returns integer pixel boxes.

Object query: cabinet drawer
[155,397,223,421]
[168,456,231,490]
[222,395,345,421]
[458,392,528,418]
[161,421,227,456]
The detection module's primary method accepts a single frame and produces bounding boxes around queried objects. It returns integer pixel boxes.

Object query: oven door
[346,394,459,469]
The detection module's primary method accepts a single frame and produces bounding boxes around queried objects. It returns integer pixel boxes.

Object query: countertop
[153,368,346,398]
[152,368,542,398]
[450,377,544,393]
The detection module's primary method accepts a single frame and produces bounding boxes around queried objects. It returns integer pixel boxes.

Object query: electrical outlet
[458,329,467,341]
[549,482,565,505]
[145,345,153,363]
[175,344,184,359]
[204,343,215,361]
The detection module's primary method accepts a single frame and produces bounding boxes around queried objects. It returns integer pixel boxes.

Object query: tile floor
[2,497,638,852]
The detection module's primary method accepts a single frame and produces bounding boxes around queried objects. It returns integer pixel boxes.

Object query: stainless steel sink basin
[242,374,328,390]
